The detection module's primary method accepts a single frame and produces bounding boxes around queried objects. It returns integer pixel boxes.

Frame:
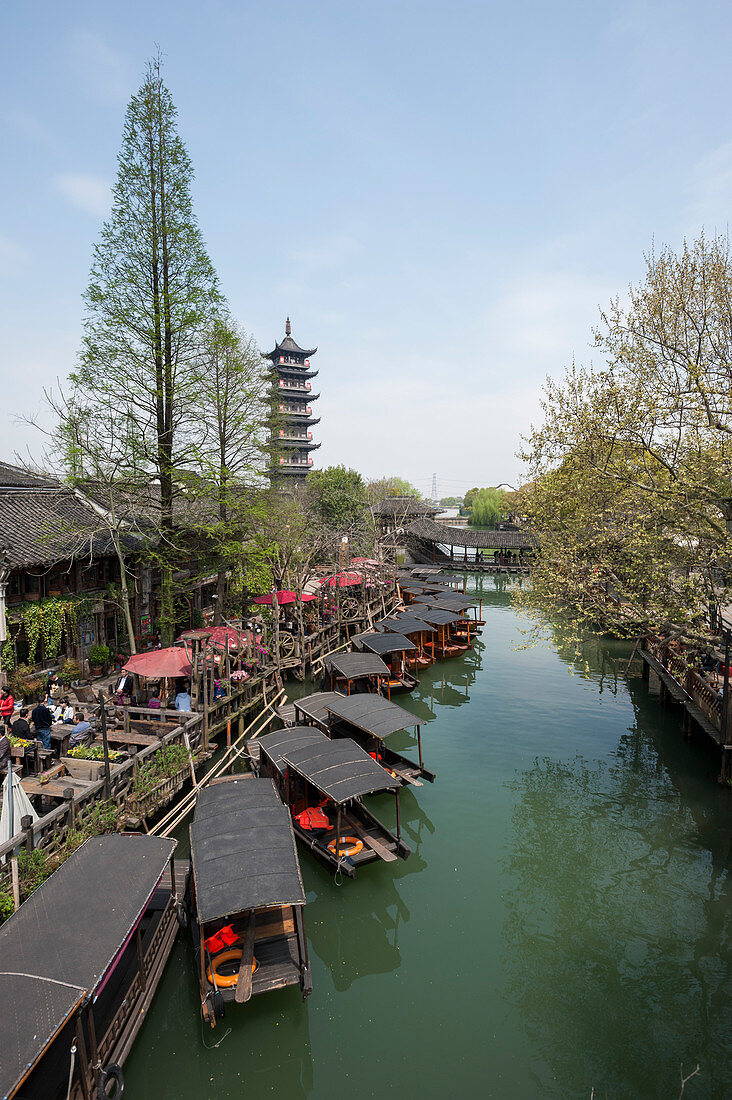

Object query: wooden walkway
[641,649,724,746]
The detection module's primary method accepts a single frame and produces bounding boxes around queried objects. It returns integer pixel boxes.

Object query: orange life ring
[327,835,364,857]
[206,948,257,988]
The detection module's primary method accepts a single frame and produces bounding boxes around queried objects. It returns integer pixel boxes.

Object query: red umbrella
[123,647,192,679]
[320,571,363,588]
[182,626,261,650]
[252,591,317,605]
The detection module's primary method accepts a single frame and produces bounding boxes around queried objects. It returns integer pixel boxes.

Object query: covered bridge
[405,519,537,570]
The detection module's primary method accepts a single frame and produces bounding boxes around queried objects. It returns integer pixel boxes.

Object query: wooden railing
[645,635,723,731]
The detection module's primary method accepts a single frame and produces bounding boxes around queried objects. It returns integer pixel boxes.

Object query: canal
[124,575,731,1098]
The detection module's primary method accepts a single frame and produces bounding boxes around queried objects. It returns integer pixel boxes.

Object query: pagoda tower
[265,318,321,486]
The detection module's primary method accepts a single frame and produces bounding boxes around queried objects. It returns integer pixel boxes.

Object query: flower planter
[61,756,107,781]
[125,762,192,820]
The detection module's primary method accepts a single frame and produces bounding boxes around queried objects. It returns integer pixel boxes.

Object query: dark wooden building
[265,318,321,486]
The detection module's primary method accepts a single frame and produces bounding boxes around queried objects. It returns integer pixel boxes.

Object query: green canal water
[124,577,731,1098]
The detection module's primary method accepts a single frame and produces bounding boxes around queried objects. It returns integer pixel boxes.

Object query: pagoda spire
[285,316,291,336]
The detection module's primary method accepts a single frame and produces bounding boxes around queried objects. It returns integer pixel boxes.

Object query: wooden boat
[256,727,410,878]
[189,776,312,1028]
[321,651,389,695]
[0,834,184,1100]
[351,631,419,694]
[376,615,437,668]
[408,605,469,658]
[323,692,435,786]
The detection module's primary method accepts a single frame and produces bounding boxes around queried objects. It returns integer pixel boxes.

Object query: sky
[3,1,732,499]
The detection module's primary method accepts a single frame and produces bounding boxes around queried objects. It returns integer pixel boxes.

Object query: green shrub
[67,744,122,762]
[0,890,15,923]
[58,659,82,686]
[87,644,110,667]
[132,744,191,796]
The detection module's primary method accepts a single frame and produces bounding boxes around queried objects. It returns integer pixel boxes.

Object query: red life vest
[204,924,238,954]
[296,806,330,830]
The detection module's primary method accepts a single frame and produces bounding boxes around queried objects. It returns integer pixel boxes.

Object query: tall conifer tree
[73,56,221,643]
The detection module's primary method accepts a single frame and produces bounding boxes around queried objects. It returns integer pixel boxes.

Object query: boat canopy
[422,595,478,610]
[282,738,400,803]
[377,615,436,634]
[191,779,305,924]
[325,694,419,738]
[258,725,330,774]
[351,631,416,655]
[408,605,461,626]
[295,691,350,725]
[0,834,176,1100]
[323,652,389,679]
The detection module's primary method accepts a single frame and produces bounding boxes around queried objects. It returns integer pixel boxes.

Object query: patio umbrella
[252,590,318,605]
[319,571,363,588]
[123,647,193,679]
[0,769,38,846]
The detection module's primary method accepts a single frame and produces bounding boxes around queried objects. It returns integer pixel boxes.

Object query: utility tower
[431,472,437,501]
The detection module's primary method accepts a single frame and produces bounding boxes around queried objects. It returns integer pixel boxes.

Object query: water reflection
[502,727,732,1096]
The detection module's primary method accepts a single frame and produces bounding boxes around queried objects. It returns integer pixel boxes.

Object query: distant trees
[519,231,732,642]
[439,496,462,507]
[463,487,507,527]
[366,477,422,503]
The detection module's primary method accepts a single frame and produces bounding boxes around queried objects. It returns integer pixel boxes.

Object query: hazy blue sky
[3,1,732,496]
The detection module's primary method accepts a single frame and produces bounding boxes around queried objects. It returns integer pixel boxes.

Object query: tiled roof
[406,518,537,549]
[0,488,116,568]
[0,462,59,488]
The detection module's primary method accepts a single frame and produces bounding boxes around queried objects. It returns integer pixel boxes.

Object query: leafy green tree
[519,230,732,644]
[439,496,462,507]
[307,466,367,529]
[72,56,221,644]
[469,488,507,527]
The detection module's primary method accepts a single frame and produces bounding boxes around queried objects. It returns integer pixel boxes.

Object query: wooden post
[417,725,423,769]
[202,646,209,753]
[98,690,111,799]
[64,788,76,828]
[10,856,20,910]
[74,1014,92,1100]
[21,813,34,853]
[395,789,401,842]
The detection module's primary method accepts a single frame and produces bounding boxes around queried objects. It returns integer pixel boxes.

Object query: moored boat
[189,776,312,1028]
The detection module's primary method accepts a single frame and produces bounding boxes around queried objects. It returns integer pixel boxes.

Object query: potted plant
[9,664,45,704]
[87,644,110,677]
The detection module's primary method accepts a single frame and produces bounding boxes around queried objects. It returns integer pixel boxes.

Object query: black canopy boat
[323,693,435,786]
[376,615,437,669]
[292,691,344,728]
[408,605,467,658]
[421,593,485,630]
[350,631,419,693]
[321,651,389,695]
[188,776,312,1028]
[0,834,182,1100]
[256,727,409,877]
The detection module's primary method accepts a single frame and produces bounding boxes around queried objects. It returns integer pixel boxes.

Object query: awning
[318,571,363,588]
[123,646,192,678]
[293,692,345,727]
[190,779,305,923]
[408,605,460,626]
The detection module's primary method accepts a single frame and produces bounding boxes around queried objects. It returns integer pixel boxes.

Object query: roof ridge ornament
[285,316,291,336]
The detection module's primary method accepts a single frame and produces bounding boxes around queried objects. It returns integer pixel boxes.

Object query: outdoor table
[49,725,72,758]
[20,775,93,801]
[103,730,161,747]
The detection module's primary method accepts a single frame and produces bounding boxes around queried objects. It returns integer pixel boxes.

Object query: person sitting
[31,695,54,751]
[0,688,15,725]
[69,710,92,746]
[174,689,192,712]
[148,690,162,710]
[61,699,75,724]
[10,709,31,740]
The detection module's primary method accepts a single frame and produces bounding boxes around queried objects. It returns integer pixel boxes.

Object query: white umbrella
[0,769,38,849]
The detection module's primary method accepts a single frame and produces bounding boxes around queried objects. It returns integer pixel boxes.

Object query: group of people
[0,682,94,777]
[114,674,192,713]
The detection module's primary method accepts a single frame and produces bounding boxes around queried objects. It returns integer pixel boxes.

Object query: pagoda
[265,318,321,486]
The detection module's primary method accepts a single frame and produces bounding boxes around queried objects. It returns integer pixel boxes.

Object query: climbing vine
[11,596,92,663]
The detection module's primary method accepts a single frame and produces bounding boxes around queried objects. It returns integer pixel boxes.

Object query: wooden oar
[351,822,397,862]
[234,912,256,1004]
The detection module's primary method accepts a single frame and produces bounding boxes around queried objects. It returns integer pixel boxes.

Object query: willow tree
[72,56,221,643]
[519,231,732,648]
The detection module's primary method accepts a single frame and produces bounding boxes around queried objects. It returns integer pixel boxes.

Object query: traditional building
[265,318,320,486]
